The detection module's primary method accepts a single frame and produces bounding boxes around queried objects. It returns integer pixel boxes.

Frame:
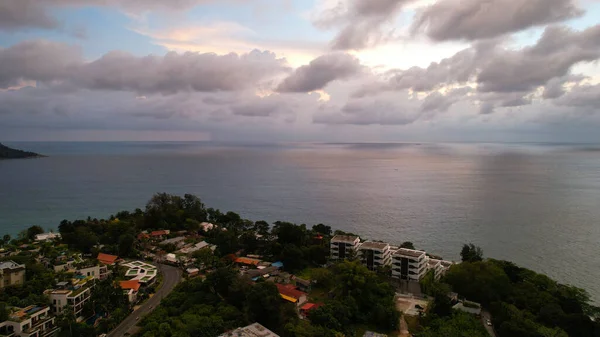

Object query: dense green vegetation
[0,143,43,159]
[3,193,600,337]
[416,246,600,337]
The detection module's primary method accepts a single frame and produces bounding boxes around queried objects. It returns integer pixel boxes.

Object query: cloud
[554,83,600,108]
[411,0,584,41]
[358,24,600,110]
[0,0,222,31]
[0,40,289,94]
[276,53,362,92]
[313,0,414,50]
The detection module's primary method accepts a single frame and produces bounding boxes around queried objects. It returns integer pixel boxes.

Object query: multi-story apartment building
[0,261,26,289]
[330,235,360,260]
[358,241,392,270]
[392,248,428,281]
[45,277,93,318]
[427,259,444,280]
[0,305,59,337]
[76,264,109,280]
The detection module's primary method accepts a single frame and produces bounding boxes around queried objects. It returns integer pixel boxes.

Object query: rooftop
[0,261,25,270]
[150,230,169,237]
[97,253,118,265]
[394,248,426,258]
[276,283,306,301]
[119,280,141,292]
[331,235,359,243]
[219,323,280,337]
[159,236,186,245]
[8,306,48,322]
[359,241,390,250]
[235,257,262,266]
[428,259,441,267]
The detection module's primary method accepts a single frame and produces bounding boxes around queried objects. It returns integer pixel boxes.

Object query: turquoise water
[1,141,600,301]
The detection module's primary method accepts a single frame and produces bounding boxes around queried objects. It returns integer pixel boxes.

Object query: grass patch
[296,267,313,280]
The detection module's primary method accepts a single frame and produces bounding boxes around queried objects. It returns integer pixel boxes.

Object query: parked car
[486,319,492,326]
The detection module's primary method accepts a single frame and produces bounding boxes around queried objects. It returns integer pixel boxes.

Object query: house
[159,237,186,248]
[0,261,26,289]
[234,257,262,266]
[34,232,61,242]
[246,266,278,279]
[452,301,482,316]
[219,323,279,337]
[200,222,214,232]
[186,268,199,277]
[275,284,307,307]
[150,230,170,238]
[119,280,141,303]
[294,277,311,292]
[358,241,392,270]
[97,253,119,266]
[0,305,59,337]
[300,302,323,317]
[391,248,428,281]
[177,241,215,255]
[137,232,150,240]
[165,253,178,264]
[45,277,93,318]
[330,235,361,260]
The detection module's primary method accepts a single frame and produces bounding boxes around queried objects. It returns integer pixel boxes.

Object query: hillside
[0,143,44,159]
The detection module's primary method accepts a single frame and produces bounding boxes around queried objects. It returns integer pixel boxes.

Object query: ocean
[1,141,599,302]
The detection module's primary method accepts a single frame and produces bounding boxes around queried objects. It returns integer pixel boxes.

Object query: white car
[486,319,492,326]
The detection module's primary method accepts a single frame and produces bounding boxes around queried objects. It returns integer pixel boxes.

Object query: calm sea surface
[1,142,600,301]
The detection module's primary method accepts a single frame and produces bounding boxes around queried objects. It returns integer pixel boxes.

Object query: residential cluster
[330,234,454,281]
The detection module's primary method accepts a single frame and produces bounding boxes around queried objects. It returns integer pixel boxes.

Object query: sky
[1,0,600,142]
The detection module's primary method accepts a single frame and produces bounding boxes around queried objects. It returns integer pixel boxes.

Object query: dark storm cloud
[314,0,414,50]
[0,40,288,94]
[412,0,584,41]
[276,53,362,92]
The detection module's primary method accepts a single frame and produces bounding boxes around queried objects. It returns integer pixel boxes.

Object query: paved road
[481,310,497,337]
[108,264,182,337]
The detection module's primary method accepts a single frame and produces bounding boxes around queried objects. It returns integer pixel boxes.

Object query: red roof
[119,280,141,292]
[137,233,150,240]
[151,230,168,237]
[276,283,307,300]
[97,253,118,265]
[300,302,324,311]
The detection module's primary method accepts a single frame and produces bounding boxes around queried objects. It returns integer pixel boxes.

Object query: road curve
[108,264,182,337]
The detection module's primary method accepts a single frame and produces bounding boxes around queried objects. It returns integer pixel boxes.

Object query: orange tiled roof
[151,230,168,237]
[234,257,261,266]
[119,280,141,292]
[97,253,118,265]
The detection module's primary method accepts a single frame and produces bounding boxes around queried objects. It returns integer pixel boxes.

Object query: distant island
[0,143,44,159]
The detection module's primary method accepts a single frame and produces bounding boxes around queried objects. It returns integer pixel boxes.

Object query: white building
[122,261,158,285]
[0,261,26,289]
[358,241,391,271]
[34,233,61,242]
[392,248,428,281]
[200,222,215,232]
[45,277,93,318]
[0,305,59,337]
[76,264,110,280]
[330,235,361,260]
[427,259,443,280]
[219,323,280,337]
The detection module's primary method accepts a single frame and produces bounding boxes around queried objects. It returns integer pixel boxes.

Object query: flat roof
[394,248,426,258]
[359,241,389,250]
[331,235,359,243]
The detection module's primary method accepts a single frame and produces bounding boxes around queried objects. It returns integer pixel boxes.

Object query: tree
[400,241,415,250]
[460,243,483,262]
[312,224,332,236]
[2,234,10,245]
[253,221,270,235]
[118,234,135,257]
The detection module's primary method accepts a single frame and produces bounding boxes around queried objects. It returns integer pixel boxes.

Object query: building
[0,305,59,337]
[122,261,158,285]
[300,302,323,317]
[97,253,119,266]
[177,241,215,255]
[0,261,26,289]
[294,277,311,292]
[159,237,186,248]
[358,241,392,270]
[363,332,388,337]
[392,248,428,281]
[76,264,110,280]
[150,230,170,238]
[45,277,93,318]
[34,233,61,242]
[234,257,262,266]
[330,235,360,260]
[219,323,279,337]
[186,268,199,277]
[427,259,444,280]
[119,280,141,303]
[275,284,307,307]
[200,222,214,232]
